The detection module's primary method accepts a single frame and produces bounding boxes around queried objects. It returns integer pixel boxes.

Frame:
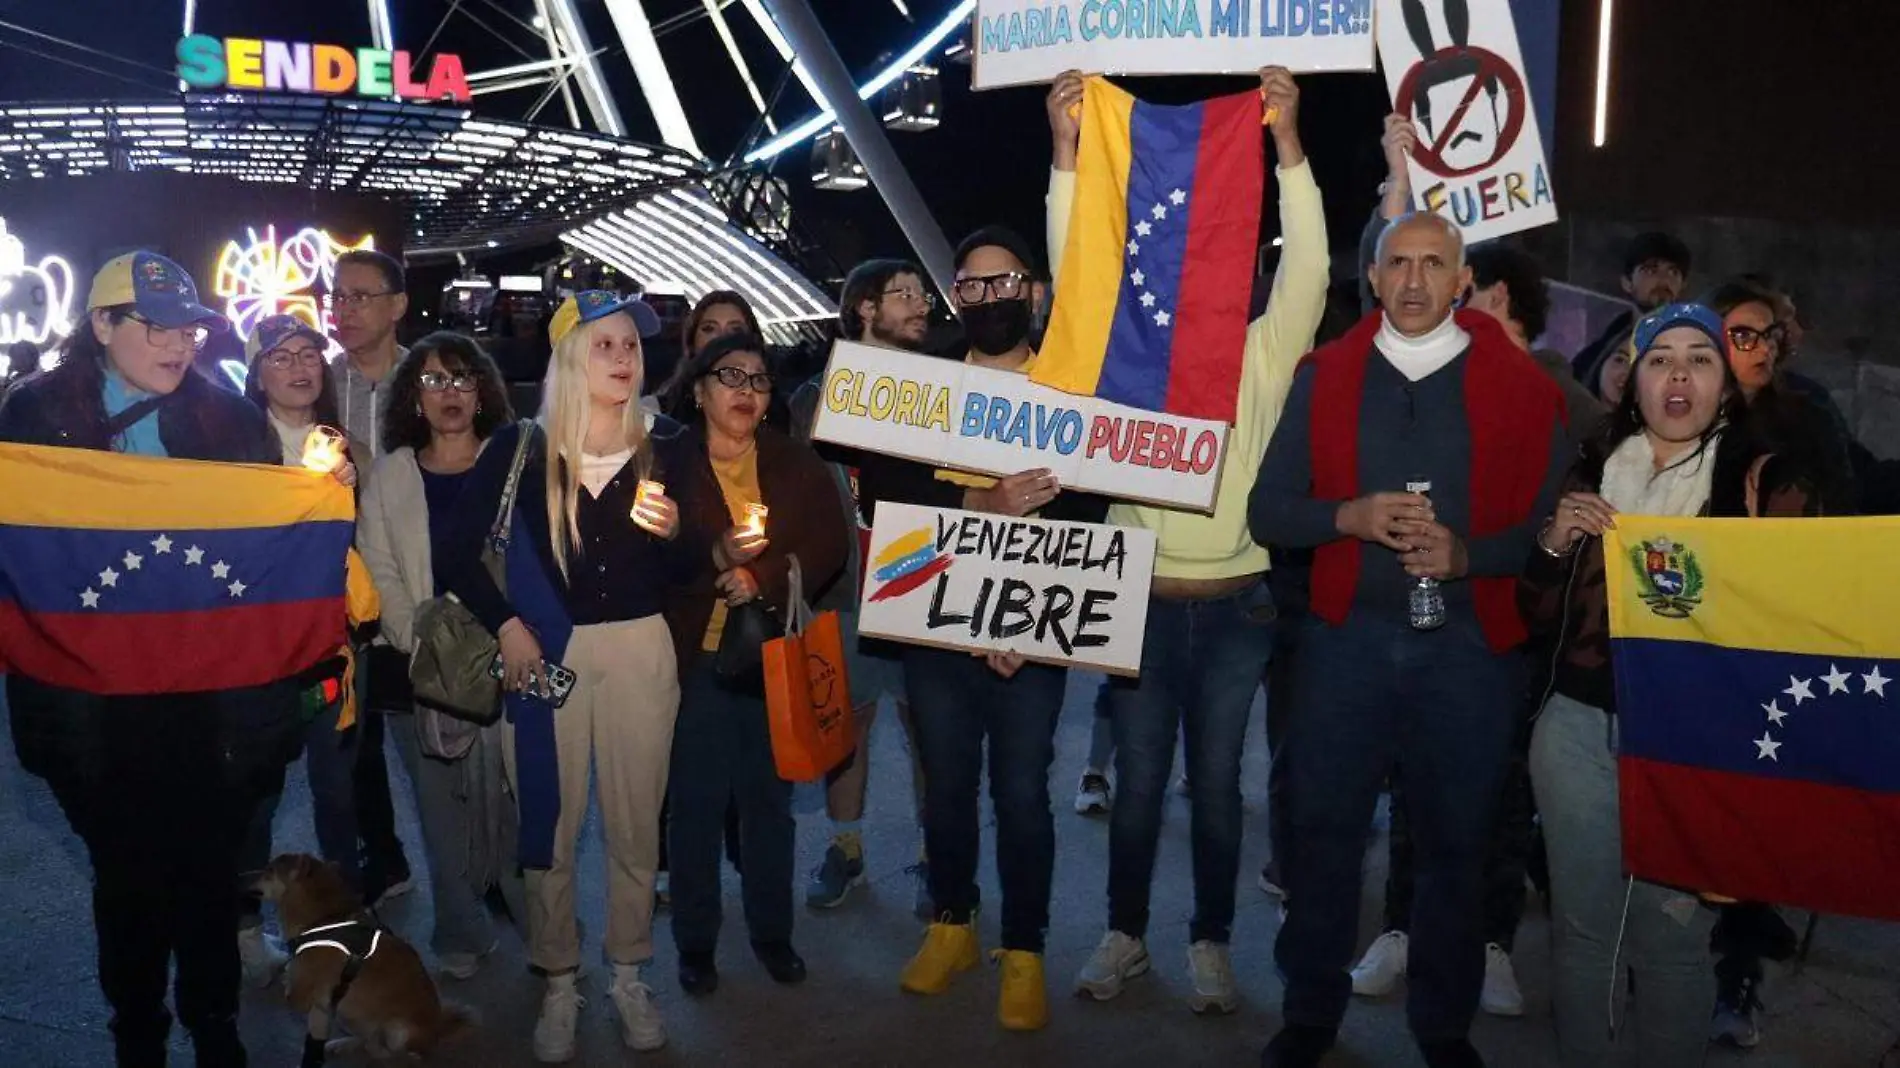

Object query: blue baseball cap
[244,314,328,361]
[549,289,661,346]
[87,251,227,332]
[1634,302,1726,357]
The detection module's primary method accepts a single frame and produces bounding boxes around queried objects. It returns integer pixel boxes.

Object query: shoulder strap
[103,394,169,439]
[489,422,536,552]
[1745,453,1772,518]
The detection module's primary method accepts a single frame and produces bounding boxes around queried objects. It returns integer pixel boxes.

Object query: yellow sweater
[1046,160,1329,580]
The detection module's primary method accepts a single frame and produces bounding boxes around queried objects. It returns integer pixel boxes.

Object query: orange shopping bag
[762,556,856,781]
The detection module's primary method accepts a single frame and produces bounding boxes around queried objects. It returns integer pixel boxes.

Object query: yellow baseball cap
[549,289,661,347]
[87,250,226,330]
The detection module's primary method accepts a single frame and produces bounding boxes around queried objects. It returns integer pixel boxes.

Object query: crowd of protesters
[0,63,1882,1068]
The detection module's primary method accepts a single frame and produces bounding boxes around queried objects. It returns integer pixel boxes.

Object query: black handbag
[714,599,783,686]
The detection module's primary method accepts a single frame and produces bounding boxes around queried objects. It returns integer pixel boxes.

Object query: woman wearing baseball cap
[0,252,303,1067]
[439,289,709,1060]
[1518,303,1829,1068]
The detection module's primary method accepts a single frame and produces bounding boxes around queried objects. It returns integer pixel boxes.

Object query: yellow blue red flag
[1605,516,1900,921]
[0,443,357,695]
[1033,77,1265,426]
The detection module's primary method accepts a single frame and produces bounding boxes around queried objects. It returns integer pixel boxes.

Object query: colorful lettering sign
[0,216,75,353]
[1377,0,1557,242]
[811,340,1227,513]
[972,0,1377,89]
[176,35,472,104]
[860,503,1156,674]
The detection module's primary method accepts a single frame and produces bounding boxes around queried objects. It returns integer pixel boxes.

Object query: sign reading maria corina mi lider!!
[176,36,473,104]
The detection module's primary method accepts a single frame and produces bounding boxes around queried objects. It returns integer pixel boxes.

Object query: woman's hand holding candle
[631,480,679,539]
[717,522,768,570]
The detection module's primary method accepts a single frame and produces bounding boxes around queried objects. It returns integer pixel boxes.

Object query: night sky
[0,0,1888,291]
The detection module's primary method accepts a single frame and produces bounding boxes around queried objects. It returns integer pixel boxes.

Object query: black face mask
[960,298,1033,357]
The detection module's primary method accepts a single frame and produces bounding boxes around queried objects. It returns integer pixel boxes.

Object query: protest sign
[858,502,1156,675]
[810,340,1228,513]
[972,0,1377,89]
[1377,0,1557,243]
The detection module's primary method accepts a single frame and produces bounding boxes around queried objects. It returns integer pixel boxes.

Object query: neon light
[0,216,76,350]
[174,35,471,103]
[1592,0,1614,147]
[213,225,375,360]
[743,0,974,164]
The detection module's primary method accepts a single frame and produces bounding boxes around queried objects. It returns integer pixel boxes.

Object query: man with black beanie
[1569,230,1693,386]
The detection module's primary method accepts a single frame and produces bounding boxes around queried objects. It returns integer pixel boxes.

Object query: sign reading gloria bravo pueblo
[810,341,1227,513]
[972,0,1377,89]
[176,36,473,104]
[860,503,1155,675]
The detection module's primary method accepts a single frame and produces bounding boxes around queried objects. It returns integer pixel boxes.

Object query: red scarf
[1305,308,1563,652]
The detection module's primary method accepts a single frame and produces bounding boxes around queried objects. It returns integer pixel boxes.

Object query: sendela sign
[176,36,472,104]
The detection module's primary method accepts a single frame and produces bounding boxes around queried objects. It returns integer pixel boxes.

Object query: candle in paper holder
[300,425,347,474]
[632,480,667,534]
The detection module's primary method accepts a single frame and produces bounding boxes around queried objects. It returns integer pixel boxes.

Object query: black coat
[0,364,276,462]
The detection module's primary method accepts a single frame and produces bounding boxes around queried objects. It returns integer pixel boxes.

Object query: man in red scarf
[1248,213,1567,1068]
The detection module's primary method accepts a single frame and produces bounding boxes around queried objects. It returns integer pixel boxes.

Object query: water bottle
[1406,477,1446,631]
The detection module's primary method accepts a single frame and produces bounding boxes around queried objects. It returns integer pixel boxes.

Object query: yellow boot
[900,920,979,995]
[993,949,1049,1032]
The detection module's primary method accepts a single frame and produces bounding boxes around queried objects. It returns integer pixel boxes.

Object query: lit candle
[743,502,769,539]
[300,425,346,474]
[631,480,666,534]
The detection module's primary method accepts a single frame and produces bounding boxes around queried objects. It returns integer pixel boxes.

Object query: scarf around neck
[1375,312,1471,382]
[1601,431,1720,518]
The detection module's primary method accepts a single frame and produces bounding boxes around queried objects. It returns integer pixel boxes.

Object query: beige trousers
[502,615,679,972]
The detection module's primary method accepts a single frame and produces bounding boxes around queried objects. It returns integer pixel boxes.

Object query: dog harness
[291,917,383,1068]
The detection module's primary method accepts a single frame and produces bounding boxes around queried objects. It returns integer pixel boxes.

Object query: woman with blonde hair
[441,290,713,1062]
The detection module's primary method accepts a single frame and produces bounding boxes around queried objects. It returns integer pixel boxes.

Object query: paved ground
[2,672,1896,1066]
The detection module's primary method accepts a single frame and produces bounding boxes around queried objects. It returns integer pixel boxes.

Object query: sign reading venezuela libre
[177,35,472,104]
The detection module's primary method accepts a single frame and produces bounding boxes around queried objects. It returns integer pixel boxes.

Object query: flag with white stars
[1606,516,1900,922]
[1035,76,1266,425]
[0,443,356,695]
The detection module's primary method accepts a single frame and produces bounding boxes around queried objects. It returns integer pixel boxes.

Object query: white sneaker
[1074,770,1112,815]
[533,974,583,1063]
[440,939,499,981]
[236,925,287,988]
[610,963,667,1052]
[1186,940,1239,1015]
[1350,930,1408,997]
[1075,931,1150,1001]
[1480,943,1524,1016]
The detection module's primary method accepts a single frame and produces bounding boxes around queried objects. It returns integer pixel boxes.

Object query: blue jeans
[240,698,361,903]
[903,647,1065,952]
[1106,579,1275,944]
[668,659,795,953]
[1530,693,1717,1068]
[1275,617,1522,1042]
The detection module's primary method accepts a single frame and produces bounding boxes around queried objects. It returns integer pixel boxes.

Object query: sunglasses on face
[1727,324,1786,353]
[705,365,774,393]
[418,370,478,393]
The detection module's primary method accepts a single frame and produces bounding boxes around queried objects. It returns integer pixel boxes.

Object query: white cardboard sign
[809,340,1227,514]
[971,0,1378,89]
[858,502,1156,675]
[1376,0,1558,243]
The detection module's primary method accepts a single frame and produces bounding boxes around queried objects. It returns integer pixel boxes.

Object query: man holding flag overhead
[1249,213,1567,1067]
[1046,68,1331,1016]
[0,252,349,1068]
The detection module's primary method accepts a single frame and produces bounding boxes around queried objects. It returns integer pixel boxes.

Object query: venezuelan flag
[1606,516,1900,921]
[0,443,356,695]
[1034,76,1265,426]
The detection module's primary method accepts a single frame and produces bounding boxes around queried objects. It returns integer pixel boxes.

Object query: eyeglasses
[419,370,478,393]
[705,365,775,393]
[881,286,936,310]
[328,290,396,309]
[1727,323,1786,353]
[125,313,209,351]
[262,347,325,370]
[952,272,1030,304]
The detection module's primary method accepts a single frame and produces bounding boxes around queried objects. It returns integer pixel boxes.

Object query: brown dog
[255,853,475,1060]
